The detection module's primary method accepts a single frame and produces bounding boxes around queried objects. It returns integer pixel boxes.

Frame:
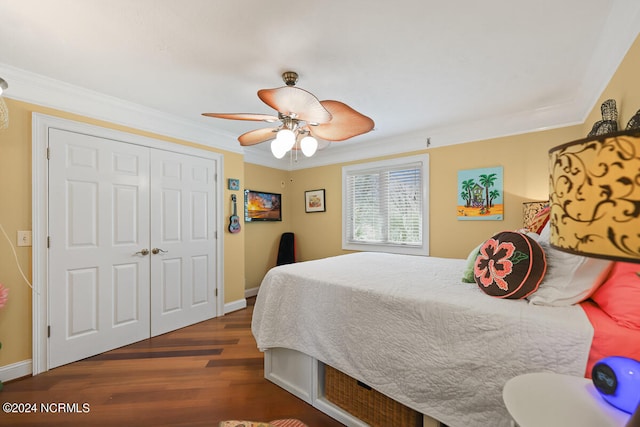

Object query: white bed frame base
[264,348,441,427]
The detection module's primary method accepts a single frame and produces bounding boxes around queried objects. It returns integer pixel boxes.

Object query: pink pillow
[591,262,640,330]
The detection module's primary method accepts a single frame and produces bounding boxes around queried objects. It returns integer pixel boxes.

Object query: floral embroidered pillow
[474,231,547,299]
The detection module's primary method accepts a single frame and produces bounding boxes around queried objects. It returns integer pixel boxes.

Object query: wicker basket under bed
[324,364,422,427]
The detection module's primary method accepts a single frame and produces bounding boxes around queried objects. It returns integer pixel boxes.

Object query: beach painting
[457,166,504,220]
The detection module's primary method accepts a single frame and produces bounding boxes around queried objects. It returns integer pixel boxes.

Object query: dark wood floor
[1,298,345,427]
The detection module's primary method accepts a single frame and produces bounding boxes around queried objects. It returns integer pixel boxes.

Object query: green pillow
[462,243,482,283]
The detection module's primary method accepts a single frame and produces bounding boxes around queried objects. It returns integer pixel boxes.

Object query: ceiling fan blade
[202,112,279,122]
[258,86,332,124]
[309,100,375,141]
[238,127,278,146]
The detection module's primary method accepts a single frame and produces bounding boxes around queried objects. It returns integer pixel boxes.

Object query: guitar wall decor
[229,194,241,234]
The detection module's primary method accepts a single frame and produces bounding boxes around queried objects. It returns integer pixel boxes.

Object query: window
[342,154,429,255]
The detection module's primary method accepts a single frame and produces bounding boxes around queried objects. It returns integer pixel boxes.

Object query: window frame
[342,154,429,256]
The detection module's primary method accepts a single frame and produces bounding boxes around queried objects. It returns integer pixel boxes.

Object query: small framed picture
[227,178,240,191]
[305,189,326,213]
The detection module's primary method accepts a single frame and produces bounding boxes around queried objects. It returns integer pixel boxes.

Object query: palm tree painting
[461,178,475,207]
[457,166,504,220]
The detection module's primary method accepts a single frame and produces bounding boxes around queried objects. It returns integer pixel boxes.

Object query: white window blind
[342,154,429,255]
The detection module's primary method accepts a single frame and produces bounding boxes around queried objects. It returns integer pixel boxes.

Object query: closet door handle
[135,249,150,256]
[151,248,168,255]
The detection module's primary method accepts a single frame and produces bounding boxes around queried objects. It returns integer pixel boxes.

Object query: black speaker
[276,232,295,266]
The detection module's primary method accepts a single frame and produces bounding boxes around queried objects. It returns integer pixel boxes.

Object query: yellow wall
[284,125,583,261]
[0,99,246,369]
[242,164,292,289]
[288,163,347,261]
[425,126,584,258]
[222,154,247,303]
[242,160,356,268]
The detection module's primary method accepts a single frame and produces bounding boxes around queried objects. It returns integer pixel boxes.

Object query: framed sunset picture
[457,166,504,221]
[244,189,282,222]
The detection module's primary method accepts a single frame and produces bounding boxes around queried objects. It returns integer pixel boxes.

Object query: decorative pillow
[528,222,613,306]
[591,262,640,330]
[527,206,550,234]
[461,243,482,283]
[473,231,547,299]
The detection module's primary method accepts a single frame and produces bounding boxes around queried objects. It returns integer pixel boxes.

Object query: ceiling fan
[202,71,374,158]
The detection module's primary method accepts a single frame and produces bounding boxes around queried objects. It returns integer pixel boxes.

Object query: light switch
[17,230,32,247]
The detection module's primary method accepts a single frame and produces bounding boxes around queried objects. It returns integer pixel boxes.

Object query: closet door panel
[48,128,151,369]
[150,150,217,336]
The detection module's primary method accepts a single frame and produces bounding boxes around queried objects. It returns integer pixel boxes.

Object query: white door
[150,149,217,336]
[48,128,218,368]
[48,129,151,368]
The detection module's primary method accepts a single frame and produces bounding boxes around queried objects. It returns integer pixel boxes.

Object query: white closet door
[48,129,151,369]
[149,149,217,336]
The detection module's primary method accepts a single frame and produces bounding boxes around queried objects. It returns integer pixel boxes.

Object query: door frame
[31,113,225,374]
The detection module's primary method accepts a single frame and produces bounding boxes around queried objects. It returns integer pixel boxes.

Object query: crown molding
[0,63,242,154]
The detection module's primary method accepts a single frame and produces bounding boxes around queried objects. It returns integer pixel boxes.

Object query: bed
[251,225,640,427]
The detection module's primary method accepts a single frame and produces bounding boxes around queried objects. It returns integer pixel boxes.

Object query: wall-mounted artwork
[457,166,504,221]
[305,189,326,213]
[227,178,240,191]
[244,189,282,222]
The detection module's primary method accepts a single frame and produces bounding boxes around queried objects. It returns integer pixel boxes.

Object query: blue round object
[592,356,640,414]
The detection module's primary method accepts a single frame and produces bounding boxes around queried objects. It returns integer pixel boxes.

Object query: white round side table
[503,372,631,427]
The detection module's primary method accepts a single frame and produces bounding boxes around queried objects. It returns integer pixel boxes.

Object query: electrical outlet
[17,230,32,247]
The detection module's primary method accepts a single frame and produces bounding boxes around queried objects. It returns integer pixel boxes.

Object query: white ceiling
[0,0,639,169]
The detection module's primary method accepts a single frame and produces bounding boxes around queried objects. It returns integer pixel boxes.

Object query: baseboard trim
[0,359,32,383]
[224,298,247,314]
[245,287,259,298]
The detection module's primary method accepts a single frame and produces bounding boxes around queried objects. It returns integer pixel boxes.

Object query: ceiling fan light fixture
[270,138,288,159]
[300,136,318,157]
[276,128,296,150]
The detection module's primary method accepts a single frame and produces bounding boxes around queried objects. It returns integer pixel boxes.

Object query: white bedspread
[251,252,594,427]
